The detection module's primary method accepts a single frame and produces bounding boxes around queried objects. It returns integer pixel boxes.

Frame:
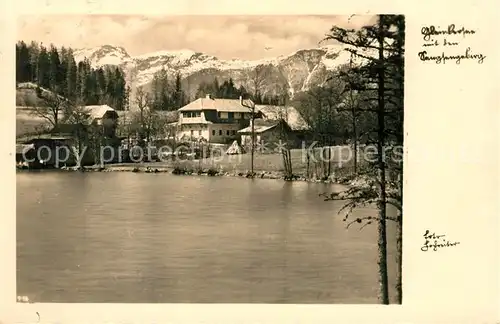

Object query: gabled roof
[85,105,118,120]
[238,119,284,134]
[178,97,255,113]
[255,105,310,131]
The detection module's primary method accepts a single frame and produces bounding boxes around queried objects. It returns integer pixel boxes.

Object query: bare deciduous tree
[247,64,268,103]
[133,86,151,143]
[129,86,168,152]
[60,100,93,167]
[28,87,68,129]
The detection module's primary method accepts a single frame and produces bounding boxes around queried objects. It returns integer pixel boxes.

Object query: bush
[172,165,194,175]
[172,166,185,175]
[207,168,218,176]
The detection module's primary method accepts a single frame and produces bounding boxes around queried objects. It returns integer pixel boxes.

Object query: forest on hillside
[194,77,288,106]
[150,69,289,110]
[16,41,130,110]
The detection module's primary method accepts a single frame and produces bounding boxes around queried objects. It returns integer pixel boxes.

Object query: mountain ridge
[73,44,355,100]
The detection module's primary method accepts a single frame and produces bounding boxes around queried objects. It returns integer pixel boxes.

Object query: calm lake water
[17,171,398,303]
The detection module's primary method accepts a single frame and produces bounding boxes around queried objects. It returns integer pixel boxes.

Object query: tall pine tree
[37,44,50,89]
[65,50,78,101]
[29,41,39,84]
[16,41,32,83]
[48,44,62,92]
[113,67,126,110]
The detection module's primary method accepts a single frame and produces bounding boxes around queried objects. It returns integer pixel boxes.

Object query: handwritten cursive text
[421,24,476,41]
[421,230,460,252]
[418,47,486,64]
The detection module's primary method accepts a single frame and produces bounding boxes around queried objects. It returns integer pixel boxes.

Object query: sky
[17,15,376,60]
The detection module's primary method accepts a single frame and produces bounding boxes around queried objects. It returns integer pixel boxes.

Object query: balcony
[214,118,241,124]
[180,116,206,124]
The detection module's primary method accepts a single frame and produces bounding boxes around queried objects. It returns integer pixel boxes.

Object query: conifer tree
[95,67,107,104]
[37,44,51,89]
[172,73,184,109]
[321,14,404,304]
[48,44,61,92]
[113,68,126,110]
[29,41,40,83]
[65,51,78,101]
[16,41,32,83]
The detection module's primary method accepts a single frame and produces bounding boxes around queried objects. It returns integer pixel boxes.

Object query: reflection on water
[17,172,397,303]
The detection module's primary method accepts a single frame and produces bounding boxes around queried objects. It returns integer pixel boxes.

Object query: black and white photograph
[15,14,404,304]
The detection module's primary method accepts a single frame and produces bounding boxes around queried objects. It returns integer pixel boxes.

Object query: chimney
[239,96,243,105]
[206,94,212,99]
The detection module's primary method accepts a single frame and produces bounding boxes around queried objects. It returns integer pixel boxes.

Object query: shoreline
[16,163,351,184]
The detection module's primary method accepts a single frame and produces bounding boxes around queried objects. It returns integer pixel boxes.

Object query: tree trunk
[396,172,403,304]
[327,146,331,177]
[250,105,255,176]
[351,100,358,174]
[306,149,310,179]
[349,54,358,174]
[395,16,405,305]
[376,15,390,305]
[127,134,131,162]
[353,137,358,173]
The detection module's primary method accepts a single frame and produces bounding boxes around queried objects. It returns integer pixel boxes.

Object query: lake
[16,171,398,303]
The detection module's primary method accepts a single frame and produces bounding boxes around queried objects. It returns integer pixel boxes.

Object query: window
[212,130,215,136]
[190,130,194,136]
[226,130,230,136]
[219,130,222,136]
[228,112,234,119]
[232,130,236,135]
[198,130,202,136]
[184,111,201,118]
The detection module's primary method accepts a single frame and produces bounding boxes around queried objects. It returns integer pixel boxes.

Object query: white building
[177,95,259,144]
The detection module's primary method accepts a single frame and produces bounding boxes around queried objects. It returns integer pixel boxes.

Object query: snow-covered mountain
[73,44,357,99]
[74,45,133,67]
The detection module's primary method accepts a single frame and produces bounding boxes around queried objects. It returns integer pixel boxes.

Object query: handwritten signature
[421,230,460,252]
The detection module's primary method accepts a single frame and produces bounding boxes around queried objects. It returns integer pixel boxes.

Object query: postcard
[1,1,498,323]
